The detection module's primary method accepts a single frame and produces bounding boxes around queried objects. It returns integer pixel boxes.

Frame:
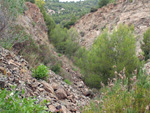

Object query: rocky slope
[74,0,150,54]
[17,2,49,45]
[0,2,92,113]
[0,46,91,113]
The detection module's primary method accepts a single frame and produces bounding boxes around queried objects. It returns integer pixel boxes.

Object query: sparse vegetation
[32,64,49,80]
[51,63,61,74]
[141,28,150,61]
[26,0,35,3]
[64,79,71,85]
[0,88,47,113]
[98,0,115,8]
[83,68,150,113]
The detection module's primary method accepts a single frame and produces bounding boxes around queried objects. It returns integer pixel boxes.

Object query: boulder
[41,81,54,94]
[55,88,67,100]
[51,82,59,91]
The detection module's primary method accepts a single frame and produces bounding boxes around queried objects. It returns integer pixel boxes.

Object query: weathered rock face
[74,0,150,54]
[0,46,91,112]
[17,2,49,45]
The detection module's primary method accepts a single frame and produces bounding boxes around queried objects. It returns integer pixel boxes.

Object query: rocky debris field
[0,46,92,113]
[74,0,150,54]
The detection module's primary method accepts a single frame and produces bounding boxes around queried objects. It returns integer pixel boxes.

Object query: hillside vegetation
[0,0,150,112]
[45,0,98,25]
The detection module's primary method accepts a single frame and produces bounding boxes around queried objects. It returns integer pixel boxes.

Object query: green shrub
[0,88,47,113]
[50,26,79,58]
[83,69,150,113]
[64,15,77,29]
[58,53,62,57]
[26,0,35,3]
[51,63,61,74]
[85,74,101,88]
[98,0,109,8]
[98,0,115,8]
[64,79,71,85]
[141,28,150,61]
[32,64,49,80]
[90,7,98,12]
[76,24,140,88]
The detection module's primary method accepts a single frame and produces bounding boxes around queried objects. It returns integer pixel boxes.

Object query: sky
[59,0,84,2]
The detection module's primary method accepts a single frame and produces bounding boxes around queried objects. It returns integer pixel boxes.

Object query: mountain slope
[74,0,150,54]
[0,1,92,112]
[45,0,98,25]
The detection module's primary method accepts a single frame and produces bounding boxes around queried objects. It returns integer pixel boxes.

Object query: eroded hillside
[0,1,92,112]
[74,0,150,54]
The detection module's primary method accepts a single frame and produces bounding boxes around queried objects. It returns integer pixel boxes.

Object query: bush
[98,0,109,8]
[90,7,98,12]
[98,0,115,8]
[0,88,47,113]
[85,74,101,88]
[50,26,79,58]
[141,28,150,61]
[64,15,76,29]
[76,24,140,88]
[51,63,61,74]
[26,0,35,3]
[83,69,150,113]
[32,64,49,80]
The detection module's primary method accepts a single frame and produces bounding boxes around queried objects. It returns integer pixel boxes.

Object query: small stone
[48,105,56,112]
[0,67,6,75]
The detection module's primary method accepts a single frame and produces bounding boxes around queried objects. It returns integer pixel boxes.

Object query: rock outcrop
[74,0,150,54]
[0,46,91,112]
[17,2,49,45]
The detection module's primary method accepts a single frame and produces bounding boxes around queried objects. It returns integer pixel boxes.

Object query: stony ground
[0,46,92,113]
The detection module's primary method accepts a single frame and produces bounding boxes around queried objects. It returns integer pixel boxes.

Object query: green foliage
[64,79,71,85]
[26,0,35,3]
[1,0,25,19]
[32,64,49,80]
[98,0,115,8]
[83,69,150,113]
[141,28,150,61]
[0,0,27,50]
[45,0,99,25]
[0,25,29,50]
[85,74,101,88]
[45,14,56,36]
[75,24,139,88]
[51,63,61,74]
[0,88,47,113]
[64,15,77,29]
[50,26,79,57]
[98,0,109,8]
[58,53,62,57]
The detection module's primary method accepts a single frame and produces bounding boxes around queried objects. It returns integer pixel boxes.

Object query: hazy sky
[59,0,84,2]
